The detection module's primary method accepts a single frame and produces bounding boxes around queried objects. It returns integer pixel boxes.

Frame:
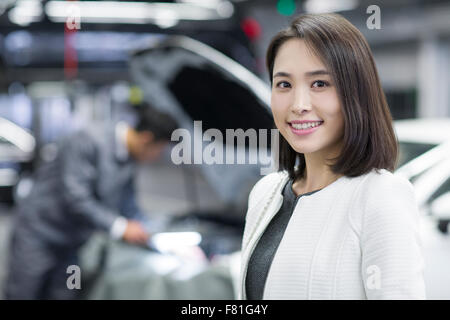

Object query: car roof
[394,118,450,145]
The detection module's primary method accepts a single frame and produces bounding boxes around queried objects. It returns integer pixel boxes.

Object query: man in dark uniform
[5,105,178,299]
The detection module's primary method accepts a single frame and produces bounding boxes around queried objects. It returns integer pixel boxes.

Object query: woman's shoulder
[248,170,289,207]
[348,168,419,237]
[347,168,416,210]
[253,170,288,187]
[358,168,414,196]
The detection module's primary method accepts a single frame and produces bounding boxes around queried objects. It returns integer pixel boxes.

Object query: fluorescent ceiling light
[216,1,234,18]
[305,0,358,13]
[177,0,234,17]
[45,1,234,27]
[8,0,43,26]
[177,0,223,9]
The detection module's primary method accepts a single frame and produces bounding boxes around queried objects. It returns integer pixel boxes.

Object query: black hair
[133,102,179,142]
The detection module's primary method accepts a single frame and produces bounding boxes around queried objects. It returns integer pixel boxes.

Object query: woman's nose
[291,88,311,113]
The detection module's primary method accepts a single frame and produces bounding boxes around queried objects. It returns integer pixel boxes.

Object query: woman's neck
[292,150,343,196]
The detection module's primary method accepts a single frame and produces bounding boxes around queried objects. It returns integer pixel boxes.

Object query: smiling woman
[239,13,426,300]
[271,39,344,169]
[267,14,398,184]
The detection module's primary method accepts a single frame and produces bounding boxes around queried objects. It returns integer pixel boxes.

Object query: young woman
[239,13,425,300]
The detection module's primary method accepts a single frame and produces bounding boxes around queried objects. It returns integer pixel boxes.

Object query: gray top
[245,178,322,300]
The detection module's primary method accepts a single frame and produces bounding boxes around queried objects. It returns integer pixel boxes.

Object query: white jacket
[239,169,426,299]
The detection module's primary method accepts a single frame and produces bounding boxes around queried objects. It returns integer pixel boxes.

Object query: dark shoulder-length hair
[266,13,398,181]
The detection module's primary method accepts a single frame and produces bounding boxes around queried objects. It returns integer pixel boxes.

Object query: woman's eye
[312,80,329,88]
[275,81,291,89]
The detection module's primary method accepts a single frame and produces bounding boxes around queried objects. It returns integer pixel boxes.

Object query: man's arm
[59,131,120,232]
[59,130,150,245]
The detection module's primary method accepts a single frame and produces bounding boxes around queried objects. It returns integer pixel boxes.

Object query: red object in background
[64,31,77,79]
[241,18,262,42]
[64,0,78,79]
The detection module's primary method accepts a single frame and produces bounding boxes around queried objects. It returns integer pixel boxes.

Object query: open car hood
[129,36,276,208]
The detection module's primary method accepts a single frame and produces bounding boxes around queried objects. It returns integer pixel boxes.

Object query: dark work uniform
[245,178,322,300]
[5,125,143,300]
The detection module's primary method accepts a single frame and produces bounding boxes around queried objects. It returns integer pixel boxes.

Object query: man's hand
[122,220,150,245]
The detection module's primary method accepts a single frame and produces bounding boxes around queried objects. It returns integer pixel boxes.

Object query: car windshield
[398,141,437,168]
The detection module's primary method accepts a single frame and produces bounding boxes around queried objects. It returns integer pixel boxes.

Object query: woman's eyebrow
[273,70,330,78]
[273,71,291,78]
[305,69,329,77]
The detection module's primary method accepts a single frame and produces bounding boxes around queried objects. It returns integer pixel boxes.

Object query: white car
[394,118,450,233]
[0,117,35,203]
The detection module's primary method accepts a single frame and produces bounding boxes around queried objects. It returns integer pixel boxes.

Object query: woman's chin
[291,146,318,154]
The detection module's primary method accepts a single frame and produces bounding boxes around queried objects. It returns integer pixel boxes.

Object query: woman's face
[271,38,345,158]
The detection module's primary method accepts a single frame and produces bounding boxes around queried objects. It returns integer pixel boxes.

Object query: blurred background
[0,0,449,300]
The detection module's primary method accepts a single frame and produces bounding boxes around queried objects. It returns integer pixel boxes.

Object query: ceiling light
[8,0,43,26]
[45,1,234,27]
[304,0,358,13]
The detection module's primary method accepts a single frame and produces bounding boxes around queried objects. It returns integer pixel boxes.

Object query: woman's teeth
[290,121,323,130]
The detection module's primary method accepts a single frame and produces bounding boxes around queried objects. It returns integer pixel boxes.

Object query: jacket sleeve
[59,131,120,232]
[360,174,426,299]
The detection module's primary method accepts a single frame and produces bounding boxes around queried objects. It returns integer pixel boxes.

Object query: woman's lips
[288,121,324,136]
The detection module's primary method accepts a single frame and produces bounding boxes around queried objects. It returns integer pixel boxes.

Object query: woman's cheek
[271,94,288,116]
[271,109,286,132]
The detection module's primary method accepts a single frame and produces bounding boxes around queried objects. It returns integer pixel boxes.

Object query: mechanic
[5,102,178,300]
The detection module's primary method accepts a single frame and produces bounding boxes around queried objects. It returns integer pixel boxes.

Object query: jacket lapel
[239,171,289,299]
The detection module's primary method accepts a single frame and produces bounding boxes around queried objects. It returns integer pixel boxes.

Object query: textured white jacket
[239,169,426,300]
